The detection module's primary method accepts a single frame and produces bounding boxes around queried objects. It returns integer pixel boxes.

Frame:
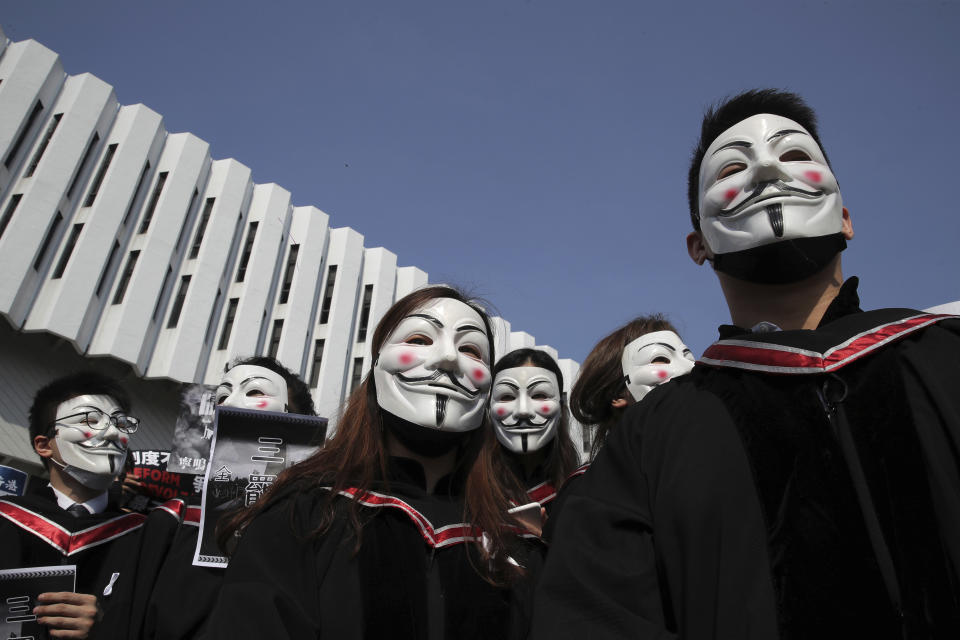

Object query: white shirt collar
[48,483,108,515]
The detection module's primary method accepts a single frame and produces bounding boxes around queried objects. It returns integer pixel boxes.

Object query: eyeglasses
[54,410,140,434]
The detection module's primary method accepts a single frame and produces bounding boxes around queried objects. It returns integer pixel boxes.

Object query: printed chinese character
[140,451,161,466]
[2,479,19,494]
[244,474,276,507]
[193,475,205,494]
[213,465,232,482]
[160,451,171,464]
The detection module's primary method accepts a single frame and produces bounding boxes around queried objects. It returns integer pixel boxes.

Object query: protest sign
[193,407,326,568]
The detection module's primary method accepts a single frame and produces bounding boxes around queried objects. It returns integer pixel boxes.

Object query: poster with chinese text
[129,449,203,502]
[167,384,218,474]
[193,406,326,568]
[0,464,28,497]
[0,565,76,640]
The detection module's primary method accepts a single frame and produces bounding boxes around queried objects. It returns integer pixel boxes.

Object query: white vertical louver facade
[0,27,582,470]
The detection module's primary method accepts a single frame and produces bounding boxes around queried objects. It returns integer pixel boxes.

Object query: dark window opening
[138,171,168,234]
[52,223,83,279]
[4,101,43,169]
[234,221,258,281]
[33,211,63,271]
[278,244,299,303]
[122,161,151,227]
[152,266,173,321]
[25,113,62,177]
[319,265,337,324]
[350,357,364,393]
[67,132,100,200]
[268,319,283,359]
[0,194,23,240]
[204,288,222,344]
[356,284,374,343]
[218,298,239,350]
[112,250,140,304]
[95,240,121,298]
[83,143,117,207]
[174,188,200,252]
[167,275,191,328]
[309,339,325,388]
[189,197,215,259]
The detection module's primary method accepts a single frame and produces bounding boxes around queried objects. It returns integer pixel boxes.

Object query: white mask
[53,394,130,489]
[490,366,561,454]
[216,365,288,413]
[698,113,842,256]
[621,331,695,402]
[374,298,492,432]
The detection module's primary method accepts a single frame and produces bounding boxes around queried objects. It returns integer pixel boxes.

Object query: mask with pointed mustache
[374,298,492,432]
[490,366,561,454]
[698,113,845,283]
[52,394,130,490]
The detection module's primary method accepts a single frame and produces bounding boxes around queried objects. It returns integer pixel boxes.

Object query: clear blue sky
[3,1,957,362]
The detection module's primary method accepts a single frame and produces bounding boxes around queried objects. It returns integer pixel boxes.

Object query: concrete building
[0,27,584,475]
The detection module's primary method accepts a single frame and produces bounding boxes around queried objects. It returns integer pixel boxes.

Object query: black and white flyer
[0,565,76,640]
[193,406,327,568]
[167,383,218,475]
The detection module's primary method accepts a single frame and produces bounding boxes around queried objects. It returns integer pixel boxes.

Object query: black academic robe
[0,489,183,639]
[532,279,960,639]
[207,457,518,640]
[141,504,225,640]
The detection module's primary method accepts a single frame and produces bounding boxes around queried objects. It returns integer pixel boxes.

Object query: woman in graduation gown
[208,286,528,640]
[545,316,694,535]
[489,348,579,514]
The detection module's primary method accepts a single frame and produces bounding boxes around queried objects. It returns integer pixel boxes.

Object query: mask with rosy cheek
[53,394,131,491]
[621,331,695,402]
[374,298,492,432]
[698,113,845,283]
[490,366,561,455]
[216,365,288,413]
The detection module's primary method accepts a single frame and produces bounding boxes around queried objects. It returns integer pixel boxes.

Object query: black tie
[66,504,89,518]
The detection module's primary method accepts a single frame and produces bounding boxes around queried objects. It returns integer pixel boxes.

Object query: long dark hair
[570,315,677,459]
[491,348,579,489]
[218,285,523,582]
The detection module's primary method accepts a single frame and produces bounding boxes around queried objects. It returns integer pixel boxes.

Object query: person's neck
[386,435,458,494]
[47,464,105,505]
[718,255,845,331]
[512,447,548,481]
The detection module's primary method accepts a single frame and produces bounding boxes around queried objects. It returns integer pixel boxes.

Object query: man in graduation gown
[531,89,960,639]
[0,372,182,639]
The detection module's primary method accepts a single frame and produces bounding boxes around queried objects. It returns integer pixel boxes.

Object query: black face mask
[381,410,469,458]
[711,233,847,285]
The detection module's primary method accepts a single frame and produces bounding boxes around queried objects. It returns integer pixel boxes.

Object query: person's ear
[611,397,629,409]
[687,231,710,266]
[841,207,854,241]
[33,434,54,460]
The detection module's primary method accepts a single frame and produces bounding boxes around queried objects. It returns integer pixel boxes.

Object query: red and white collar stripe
[152,498,187,521]
[700,313,956,374]
[526,480,558,505]
[335,488,482,548]
[0,501,146,556]
[183,505,202,526]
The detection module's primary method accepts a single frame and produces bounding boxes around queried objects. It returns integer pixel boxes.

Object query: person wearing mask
[532,89,960,639]
[208,285,531,639]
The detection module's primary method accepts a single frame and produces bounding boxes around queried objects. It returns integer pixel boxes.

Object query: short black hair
[29,372,131,444]
[686,89,829,230]
[225,356,316,416]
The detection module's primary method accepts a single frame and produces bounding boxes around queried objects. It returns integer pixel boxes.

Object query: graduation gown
[0,489,183,639]
[142,504,225,640]
[207,457,517,640]
[532,279,960,639]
